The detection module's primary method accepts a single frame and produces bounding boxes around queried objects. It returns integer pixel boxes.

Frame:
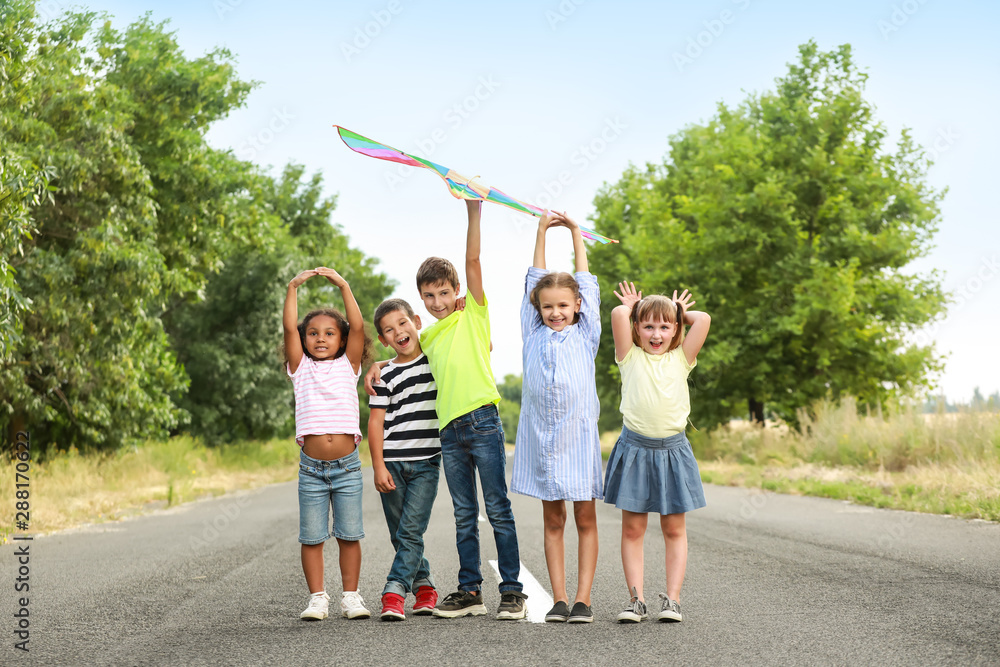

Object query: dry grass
[692,398,1000,521]
[0,437,301,538]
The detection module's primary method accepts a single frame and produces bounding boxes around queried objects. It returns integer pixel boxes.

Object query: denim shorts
[298,448,364,544]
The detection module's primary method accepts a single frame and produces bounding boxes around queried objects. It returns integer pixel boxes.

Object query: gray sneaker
[496,591,528,620]
[544,600,570,622]
[616,587,647,623]
[567,601,594,624]
[432,590,487,618]
[657,593,682,622]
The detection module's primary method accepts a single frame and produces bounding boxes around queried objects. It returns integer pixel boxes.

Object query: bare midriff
[302,433,357,461]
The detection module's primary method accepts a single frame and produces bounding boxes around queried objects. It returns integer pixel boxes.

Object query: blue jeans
[440,405,522,593]
[380,455,441,597]
[298,449,364,544]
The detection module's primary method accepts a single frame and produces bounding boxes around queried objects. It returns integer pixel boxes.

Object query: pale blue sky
[50,0,999,401]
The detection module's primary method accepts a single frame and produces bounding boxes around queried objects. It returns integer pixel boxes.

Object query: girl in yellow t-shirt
[604,282,711,624]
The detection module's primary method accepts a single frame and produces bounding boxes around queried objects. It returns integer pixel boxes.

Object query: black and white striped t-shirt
[368,354,440,461]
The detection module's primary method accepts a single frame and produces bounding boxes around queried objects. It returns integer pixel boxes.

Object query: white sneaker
[300,592,330,620]
[341,591,371,619]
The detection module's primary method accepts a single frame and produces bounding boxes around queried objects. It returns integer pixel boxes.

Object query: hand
[672,289,696,318]
[315,266,346,288]
[538,209,561,232]
[288,269,317,289]
[374,466,396,493]
[364,363,383,396]
[556,211,580,230]
[614,281,643,310]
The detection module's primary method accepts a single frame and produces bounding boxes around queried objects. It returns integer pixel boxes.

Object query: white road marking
[488,559,552,623]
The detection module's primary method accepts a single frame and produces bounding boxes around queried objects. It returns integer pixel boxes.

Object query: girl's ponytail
[671,301,685,351]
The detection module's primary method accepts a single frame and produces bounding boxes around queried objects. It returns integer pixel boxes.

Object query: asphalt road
[4,460,999,666]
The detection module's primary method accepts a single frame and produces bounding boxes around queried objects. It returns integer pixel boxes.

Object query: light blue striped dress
[511,267,603,501]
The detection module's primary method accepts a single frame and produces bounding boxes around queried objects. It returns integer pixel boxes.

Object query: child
[605,281,711,624]
[284,266,374,621]
[368,298,441,621]
[366,200,527,620]
[510,211,601,624]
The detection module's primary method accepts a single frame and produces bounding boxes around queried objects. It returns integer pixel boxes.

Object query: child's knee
[573,503,597,531]
[543,502,567,530]
[660,514,686,541]
[544,511,566,532]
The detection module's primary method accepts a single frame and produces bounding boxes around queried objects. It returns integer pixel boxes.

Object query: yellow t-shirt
[618,344,696,438]
[419,292,501,428]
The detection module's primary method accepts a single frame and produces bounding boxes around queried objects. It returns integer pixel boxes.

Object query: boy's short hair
[416,257,459,291]
[373,298,417,336]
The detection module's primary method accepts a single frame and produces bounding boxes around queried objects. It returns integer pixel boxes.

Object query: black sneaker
[616,587,648,623]
[657,593,682,622]
[496,591,528,620]
[432,590,487,618]
[567,601,594,624]
[544,600,570,622]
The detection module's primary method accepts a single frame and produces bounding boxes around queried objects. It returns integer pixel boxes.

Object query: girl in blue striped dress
[511,210,602,624]
[605,281,711,624]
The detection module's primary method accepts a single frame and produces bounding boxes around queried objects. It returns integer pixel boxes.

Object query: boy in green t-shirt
[367,200,526,620]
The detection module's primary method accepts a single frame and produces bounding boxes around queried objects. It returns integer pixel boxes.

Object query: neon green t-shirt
[419,292,501,427]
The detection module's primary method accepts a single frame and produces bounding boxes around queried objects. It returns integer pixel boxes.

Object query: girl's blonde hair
[529,272,582,324]
[631,295,684,351]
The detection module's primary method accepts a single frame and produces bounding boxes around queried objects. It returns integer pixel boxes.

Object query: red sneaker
[412,586,438,615]
[380,592,405,621]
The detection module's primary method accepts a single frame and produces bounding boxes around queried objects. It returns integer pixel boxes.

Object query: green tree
[0,156,53,358]
[0,3,257,451]
[166,165,394,442]
[497,373,522,443]
[589,42,946,430]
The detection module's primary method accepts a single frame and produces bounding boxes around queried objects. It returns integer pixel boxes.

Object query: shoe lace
[343,592,364,607]
[624,586,645,614]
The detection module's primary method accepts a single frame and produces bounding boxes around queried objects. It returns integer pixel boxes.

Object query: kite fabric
[334,125,618,245]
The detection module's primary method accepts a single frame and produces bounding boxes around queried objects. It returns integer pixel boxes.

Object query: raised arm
[283,269,318,374]
[465,199,484,304]
[533,210,558,269]
[675,289,711,365]
[558,212,589,273]
[316,267,364,374]
[612,281,642,362]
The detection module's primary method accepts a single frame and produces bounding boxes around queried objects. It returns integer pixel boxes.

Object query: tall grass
[692,397,1000,469]
[0,437,303,537]
[692,398,1000,520]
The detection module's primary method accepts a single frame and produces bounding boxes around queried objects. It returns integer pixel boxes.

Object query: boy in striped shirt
[367,201,526,620]
[368,298,442,621]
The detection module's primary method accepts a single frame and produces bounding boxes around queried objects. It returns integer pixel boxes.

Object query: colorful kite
[334,125,618,244]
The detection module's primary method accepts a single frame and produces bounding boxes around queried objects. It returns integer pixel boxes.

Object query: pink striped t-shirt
[287,354,362,447]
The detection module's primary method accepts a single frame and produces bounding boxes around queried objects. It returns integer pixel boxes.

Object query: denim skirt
[603,425,706,515]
